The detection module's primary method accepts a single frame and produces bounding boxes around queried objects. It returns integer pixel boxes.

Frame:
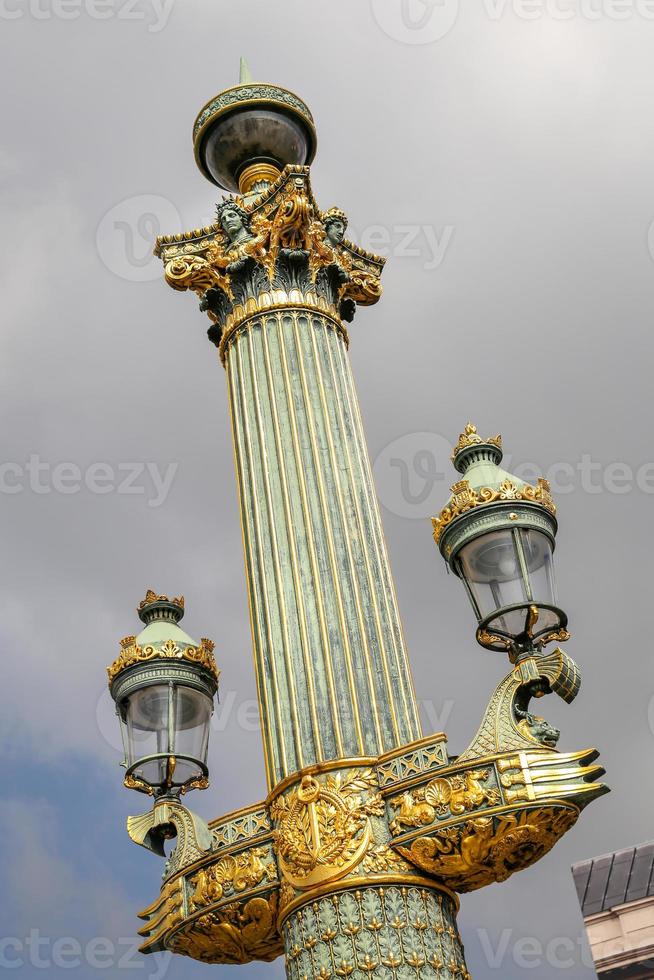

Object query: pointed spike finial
[239,57,253,84]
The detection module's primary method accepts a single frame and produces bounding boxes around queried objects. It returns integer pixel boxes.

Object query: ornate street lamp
[433,423,570,657]
[106,66,608,978]
[108,590,219,798]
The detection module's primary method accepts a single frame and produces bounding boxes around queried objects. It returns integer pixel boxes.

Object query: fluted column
[226,309,421,788]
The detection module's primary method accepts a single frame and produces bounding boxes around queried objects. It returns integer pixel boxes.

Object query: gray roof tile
[573,842,654,916]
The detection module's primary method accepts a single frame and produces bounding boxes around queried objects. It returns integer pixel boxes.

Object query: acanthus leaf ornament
[154,166,385,365]
[107,637,219,685]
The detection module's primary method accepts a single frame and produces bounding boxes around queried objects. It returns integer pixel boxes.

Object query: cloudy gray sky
[2,1,653,977]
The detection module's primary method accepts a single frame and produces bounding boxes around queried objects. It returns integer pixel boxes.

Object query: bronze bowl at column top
[193,82,318,191]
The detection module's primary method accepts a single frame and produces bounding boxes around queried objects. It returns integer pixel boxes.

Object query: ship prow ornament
[107,71,608,977]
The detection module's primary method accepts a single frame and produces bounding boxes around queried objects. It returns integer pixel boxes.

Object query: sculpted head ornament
[322,207,348,246]
[215,199,252,243]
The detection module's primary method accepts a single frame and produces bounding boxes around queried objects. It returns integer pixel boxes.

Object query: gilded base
[134,654,607,969]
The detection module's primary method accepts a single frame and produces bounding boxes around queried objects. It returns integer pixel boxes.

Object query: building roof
[573,842,654,917]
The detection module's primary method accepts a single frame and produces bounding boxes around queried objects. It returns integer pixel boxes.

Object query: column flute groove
[260,321,346,761]
[242,329,308,772]
[256,321,329,762]
[290,312,385,755]
[231,340,291,778]
[226,359,276,788]
[275,312,367,760]
[312,320,403,747]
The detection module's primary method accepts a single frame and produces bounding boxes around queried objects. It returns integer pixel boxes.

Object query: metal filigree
[432,477,556,544]
[189,848,276,911]
[169,895,282,965]
[451,422,502,461]
[154,167,385,364]
[193,83,315,142]
[390,770,501,834]
[107,637,219,685]
[271,771,384,889]
[398,806,578,892]
[138,590,184,610]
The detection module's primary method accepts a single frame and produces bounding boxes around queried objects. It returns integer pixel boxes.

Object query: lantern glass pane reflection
[120,682,213,792]
[457,527,557,640]
[172,687,213,784]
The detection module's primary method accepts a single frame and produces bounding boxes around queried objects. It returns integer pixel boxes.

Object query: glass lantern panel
[520,529,557,606]
[170,688,213,785]
[133,756,169,787]
[125,683,171,768]
[458,529,529,621]
[493,607,532,638]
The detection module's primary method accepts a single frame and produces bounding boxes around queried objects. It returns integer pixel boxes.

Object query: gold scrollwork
[189,848,276,911]
[164,254,233,299]
[271,771,384,889]
[124,773,155,796]
[169,894,282,965]
[180,776,210,795]
[451,423,502,461]
[107,637,219,685]
[342,266,383,305]
[138,590,184,610]
[432,478,556,544]
[155,166,385,353]
[398,806,578,892]
[391,770,501,834]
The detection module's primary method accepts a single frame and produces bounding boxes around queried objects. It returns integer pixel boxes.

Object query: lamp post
[107,66,608,977]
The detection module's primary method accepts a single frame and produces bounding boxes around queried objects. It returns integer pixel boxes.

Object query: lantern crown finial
[452,422,503,472]
[138,589,185,625]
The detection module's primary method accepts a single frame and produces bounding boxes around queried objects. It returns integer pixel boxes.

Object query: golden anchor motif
[271,771,384,890]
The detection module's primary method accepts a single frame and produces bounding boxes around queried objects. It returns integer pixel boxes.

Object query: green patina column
[226,304,421,784]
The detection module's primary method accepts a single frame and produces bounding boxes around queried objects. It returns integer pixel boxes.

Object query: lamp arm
[127,798,212,870]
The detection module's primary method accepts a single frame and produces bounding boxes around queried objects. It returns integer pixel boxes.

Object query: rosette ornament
[108,591,219,796]
[433,424,569,655]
